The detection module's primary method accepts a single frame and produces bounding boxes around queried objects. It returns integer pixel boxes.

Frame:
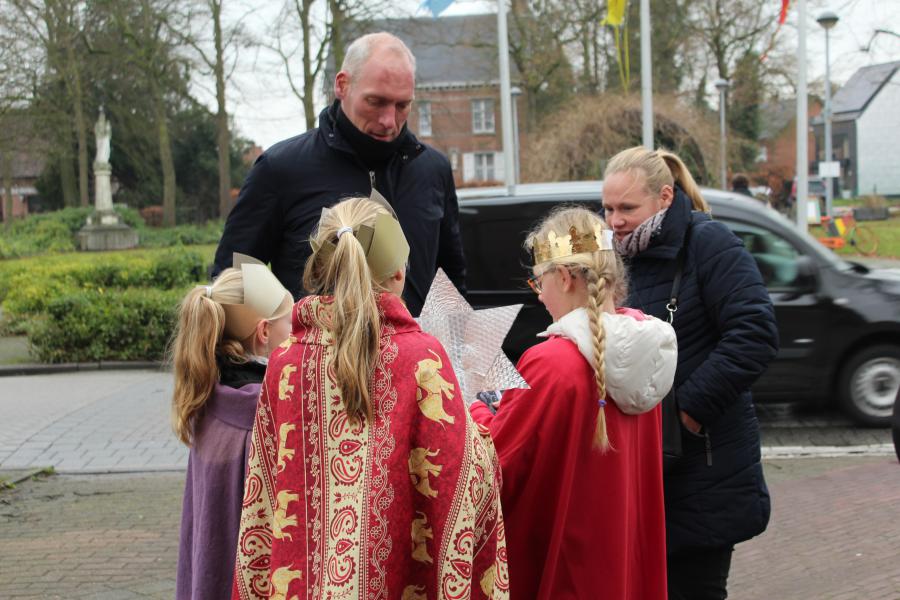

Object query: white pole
[640,0,653,149]
[719,86,727,189]
[497,0,516,192]
[823,27,834,218]
[796,0,809,232]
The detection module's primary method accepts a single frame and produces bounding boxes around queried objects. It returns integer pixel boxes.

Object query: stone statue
[94,108,111,165]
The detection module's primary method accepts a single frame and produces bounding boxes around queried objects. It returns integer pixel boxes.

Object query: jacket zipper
[369,171,376,191]
[704,430,713,467]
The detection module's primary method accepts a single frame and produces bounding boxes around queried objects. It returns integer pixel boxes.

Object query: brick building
[754,97,822,202]
[327,14,524,188]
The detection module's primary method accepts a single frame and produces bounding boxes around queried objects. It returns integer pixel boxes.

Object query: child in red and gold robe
[233,197,508,600]
[471,207,677,599]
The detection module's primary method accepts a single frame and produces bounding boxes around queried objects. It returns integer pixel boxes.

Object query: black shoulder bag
[662,240,687,474]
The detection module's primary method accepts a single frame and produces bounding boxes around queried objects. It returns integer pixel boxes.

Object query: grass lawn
[809,215,900,258]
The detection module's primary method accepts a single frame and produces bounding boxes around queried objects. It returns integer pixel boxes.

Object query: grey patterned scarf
[613,208,669,258]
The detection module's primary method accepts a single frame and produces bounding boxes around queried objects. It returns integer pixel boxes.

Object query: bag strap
[665,225,692,324]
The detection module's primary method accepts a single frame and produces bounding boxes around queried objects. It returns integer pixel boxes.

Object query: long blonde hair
[170,269,249,445]
[303,197,394,423]
[605,146,711,213]
[525,206,627,451]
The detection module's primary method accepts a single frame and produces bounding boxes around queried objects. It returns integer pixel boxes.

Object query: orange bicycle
[817,213,879,256]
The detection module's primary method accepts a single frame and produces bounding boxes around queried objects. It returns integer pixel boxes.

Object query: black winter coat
[212,102,466,316]
[625,188,779,554]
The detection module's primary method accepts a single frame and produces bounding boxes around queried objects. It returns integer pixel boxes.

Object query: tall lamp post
[817,10,839,218]
[511,86,522,185]
[714,78,730,190]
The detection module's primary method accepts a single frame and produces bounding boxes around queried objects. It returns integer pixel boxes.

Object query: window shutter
[463,153,475,182]
[494,152,504,182]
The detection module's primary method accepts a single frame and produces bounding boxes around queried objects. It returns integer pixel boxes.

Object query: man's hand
[680,410,702,434]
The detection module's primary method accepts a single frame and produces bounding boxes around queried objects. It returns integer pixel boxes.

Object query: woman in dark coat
[602,146,779,600]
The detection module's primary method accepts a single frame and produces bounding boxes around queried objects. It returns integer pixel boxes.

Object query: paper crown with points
[217,253,293,340]
[309,189,410,282]
[532,224,615,265]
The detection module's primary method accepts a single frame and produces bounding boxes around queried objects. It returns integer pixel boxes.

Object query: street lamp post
[511,86,522,185]
[714,78,730,190]
[817,10,839,218]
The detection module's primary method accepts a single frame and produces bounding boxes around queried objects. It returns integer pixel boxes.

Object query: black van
[457,181,900,426]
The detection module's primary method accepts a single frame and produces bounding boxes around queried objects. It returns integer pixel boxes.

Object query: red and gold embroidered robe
[233,294,509,600]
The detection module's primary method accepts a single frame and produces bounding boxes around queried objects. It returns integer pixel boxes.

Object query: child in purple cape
[172,254,293,600]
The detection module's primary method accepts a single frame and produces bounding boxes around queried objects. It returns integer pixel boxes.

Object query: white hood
[538,308,677,415]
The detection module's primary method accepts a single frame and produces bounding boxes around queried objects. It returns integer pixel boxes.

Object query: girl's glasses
[527,267,556,294]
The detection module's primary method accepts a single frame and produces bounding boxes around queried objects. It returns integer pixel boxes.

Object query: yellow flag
[602,0,628,26]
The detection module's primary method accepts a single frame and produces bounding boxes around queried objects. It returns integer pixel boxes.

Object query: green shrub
[138,220,223,247]
[0,247,206,334]
[29,287,185,363]
[0,206,222,258]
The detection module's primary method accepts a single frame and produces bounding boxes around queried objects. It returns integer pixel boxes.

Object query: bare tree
[265,0,391,130]
[107,0,188,226]
[178,0,254,218]
[5,0,92,207]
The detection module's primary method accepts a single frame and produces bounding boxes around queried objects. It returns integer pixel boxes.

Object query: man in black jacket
[212,32,465,316]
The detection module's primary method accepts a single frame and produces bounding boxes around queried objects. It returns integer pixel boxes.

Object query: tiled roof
[325,14,519,88]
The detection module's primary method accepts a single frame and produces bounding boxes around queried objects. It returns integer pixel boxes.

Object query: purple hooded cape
[176,382,259,599]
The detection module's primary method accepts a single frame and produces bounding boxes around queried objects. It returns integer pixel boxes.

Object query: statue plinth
[78,159,138,251]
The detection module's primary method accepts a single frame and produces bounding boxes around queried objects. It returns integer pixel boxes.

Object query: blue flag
[421,0,455,17]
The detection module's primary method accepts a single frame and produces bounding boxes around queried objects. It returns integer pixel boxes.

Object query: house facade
[326,14,524,188]
[753,97,821,202]
[812,60,900,197]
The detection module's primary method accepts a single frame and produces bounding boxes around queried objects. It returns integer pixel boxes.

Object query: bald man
[213,33,465,316]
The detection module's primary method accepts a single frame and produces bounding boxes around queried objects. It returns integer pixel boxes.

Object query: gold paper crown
[219,253,294,340]
[532,224,614,265]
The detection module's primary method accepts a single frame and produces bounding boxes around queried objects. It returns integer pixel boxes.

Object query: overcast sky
[219,0,900,149]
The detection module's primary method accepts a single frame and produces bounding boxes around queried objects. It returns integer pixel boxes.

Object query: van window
[724,221,803,290]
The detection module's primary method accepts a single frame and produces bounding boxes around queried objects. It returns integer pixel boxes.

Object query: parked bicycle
[817,213,879,256]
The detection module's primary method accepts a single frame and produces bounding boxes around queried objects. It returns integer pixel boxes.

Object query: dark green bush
[0,206,222,258]
[29,287,184,363]
[0,247,206,335]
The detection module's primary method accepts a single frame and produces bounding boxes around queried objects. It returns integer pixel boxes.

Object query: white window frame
[471,99,495,134]
[418,101,432,137]
[474,152,495,181]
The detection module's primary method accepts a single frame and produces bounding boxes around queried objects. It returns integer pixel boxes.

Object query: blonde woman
[173,255,293,600]
[232,197,508,600]
[470,207,677,599]
[603,147,778,600]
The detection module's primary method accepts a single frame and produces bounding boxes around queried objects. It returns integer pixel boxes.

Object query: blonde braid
[584,268,611,452]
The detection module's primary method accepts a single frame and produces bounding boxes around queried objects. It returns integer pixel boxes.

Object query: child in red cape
[471,206,677,599]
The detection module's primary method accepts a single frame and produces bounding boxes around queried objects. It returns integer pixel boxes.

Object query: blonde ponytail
[303,197,394,422]
[657,149,710,213]
[170,269,247,445]
[605,146,711,213]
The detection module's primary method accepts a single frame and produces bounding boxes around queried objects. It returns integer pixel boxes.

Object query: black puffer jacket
[212,102,466,316]
[625,188,779,554]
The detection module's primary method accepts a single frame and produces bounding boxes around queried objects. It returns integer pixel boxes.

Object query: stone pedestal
[78,222,139,251]
[78,160,138,251]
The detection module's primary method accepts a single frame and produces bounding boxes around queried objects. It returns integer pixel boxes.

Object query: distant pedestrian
[603,146,779,600]
[731,173,754,197]
[172,255,293,600]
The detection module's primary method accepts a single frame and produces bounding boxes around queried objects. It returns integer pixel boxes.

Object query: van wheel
[838,344,900,427]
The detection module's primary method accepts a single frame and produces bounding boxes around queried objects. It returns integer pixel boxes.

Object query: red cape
[471,333,666,599]
[234,294,508,599]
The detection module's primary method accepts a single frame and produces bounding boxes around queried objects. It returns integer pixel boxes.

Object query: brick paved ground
[0,371,185,472]
[730,456,900,599]
[0,472,182,599]
[1,457,898,598]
